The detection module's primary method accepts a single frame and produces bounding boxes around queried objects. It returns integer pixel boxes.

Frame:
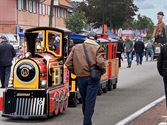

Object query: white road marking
[115,95,165,125]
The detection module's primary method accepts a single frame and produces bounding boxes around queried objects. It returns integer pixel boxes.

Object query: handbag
[83,44,102,81]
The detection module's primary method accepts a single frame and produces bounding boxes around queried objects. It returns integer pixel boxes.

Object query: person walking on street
[153,12,166,44]
[134,37,145,65]
[0,35,16,88]
[125,36,133,68]
[157,43,167,108]
[146,40,154,61]
[117,37,124,68]
[65,32,106,125]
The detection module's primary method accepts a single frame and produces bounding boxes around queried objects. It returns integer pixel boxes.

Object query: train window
[46,30,62,57]
[32,31,45,53]
[53,68,61,85]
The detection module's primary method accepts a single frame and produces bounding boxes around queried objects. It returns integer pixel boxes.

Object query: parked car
[0,34,21,55]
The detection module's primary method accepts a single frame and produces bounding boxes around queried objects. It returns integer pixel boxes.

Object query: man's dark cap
[87,31,97,40]
[157,11,164,16]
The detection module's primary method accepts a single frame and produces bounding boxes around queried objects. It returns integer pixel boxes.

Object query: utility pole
[49,0,54,27]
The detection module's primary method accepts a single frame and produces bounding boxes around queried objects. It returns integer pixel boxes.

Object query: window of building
[48,6,50,15]
[42,4,45,15]
[57,7,60,18]
[32,0,37,13]
[22,0,28,11]
[63,9,66,18]
[29,0,33,12]
[64,9,67,18]
[59,8,62,18]
[53,7,56,16]
[45,5,48,15]
[55,7,58,17]
[39,3,42,15]
[17,0,22,10]
[36,2,38,13]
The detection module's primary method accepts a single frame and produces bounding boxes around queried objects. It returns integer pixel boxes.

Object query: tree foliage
[76,0,138,29]
[123,15,154,39]
[65,11,87,32]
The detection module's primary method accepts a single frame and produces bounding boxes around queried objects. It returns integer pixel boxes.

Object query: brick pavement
[129,100,167,125]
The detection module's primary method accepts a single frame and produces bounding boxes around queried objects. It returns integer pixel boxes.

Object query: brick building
[0,0,72,34]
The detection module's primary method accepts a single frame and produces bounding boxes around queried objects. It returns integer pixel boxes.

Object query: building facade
[0,0,72,34]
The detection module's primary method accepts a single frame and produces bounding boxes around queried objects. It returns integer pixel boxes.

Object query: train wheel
[97,88,102,96]
[102,86,107,93]
[59,92,64,113]
[78,97,82,104]
[59,100,64,113]
[64,99,68,111]
[68,93,78,107]
[113,83,117,89]
[71,97,78,107]
[108,80,112,91]
[54,101,59,115]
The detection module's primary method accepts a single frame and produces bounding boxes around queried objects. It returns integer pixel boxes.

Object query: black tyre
[70,97,77,107]
[113,83,117,89]
[78,97,82,104]
[97,88,103,96]
[102,86,107,93]
[68,93,78,107]
[107,80,112,91]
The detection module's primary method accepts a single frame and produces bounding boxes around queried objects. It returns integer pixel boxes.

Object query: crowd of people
[117,36,155,68]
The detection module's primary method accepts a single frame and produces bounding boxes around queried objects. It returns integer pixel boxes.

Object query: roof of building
[59,0,72,8]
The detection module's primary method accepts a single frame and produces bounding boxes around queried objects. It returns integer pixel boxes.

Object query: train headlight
[25,52,32,58]
[16,62,36,83]
[41,80,47,88]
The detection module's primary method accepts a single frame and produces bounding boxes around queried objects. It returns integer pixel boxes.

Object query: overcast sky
[72,0,167,25]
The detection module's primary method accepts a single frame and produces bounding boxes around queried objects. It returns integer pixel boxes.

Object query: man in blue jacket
[0,35,16,88]
[134,37,145,65]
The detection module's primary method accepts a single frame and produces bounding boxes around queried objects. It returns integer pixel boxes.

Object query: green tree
[76,0,138,31]
[65,11,87,32]
[123,15,154,40]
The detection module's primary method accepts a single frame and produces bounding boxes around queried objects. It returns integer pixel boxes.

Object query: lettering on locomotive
[16,93,31,97]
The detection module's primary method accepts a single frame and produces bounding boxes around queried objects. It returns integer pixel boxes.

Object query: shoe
[127,65,131,68]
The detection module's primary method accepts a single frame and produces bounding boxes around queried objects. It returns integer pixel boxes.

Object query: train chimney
[25,32,38,57]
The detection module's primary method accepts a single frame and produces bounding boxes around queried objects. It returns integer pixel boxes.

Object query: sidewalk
[129,100,167,125]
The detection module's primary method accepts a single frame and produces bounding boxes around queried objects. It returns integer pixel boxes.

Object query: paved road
[0,61,165,125]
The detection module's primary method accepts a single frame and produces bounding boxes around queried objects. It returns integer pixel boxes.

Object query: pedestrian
[157,43,167,108]
[125,36,133,68]
[134,37,145,65]
[65,32,106,125]
[146,40,154,61]
[153,11,166,44]
[117,37,124,67]
[0,35,16,88]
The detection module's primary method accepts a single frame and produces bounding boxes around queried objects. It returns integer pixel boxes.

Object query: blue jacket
[0,41,16,66]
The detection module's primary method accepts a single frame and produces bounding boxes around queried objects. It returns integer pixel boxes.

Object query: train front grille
[3,89,47,117]
[14,97,45,116]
